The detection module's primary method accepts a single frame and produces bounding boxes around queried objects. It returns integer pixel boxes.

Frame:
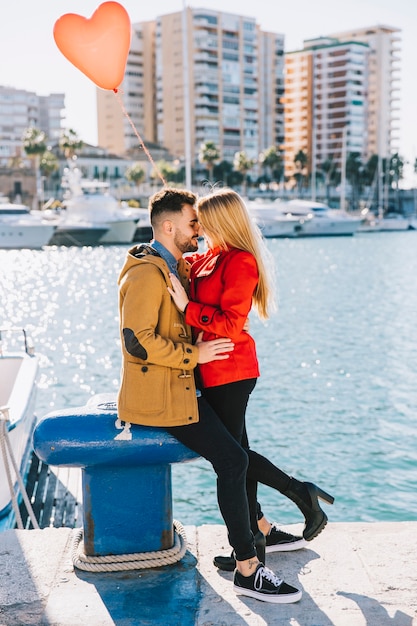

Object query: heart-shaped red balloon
[53,2,131,90]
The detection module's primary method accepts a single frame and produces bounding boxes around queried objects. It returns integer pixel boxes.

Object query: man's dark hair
[149,187,197,228]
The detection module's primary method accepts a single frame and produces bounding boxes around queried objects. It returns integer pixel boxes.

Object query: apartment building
[328,25,401,159]
[284,37,369,180]
[258,30,285,152]
[0,86,65,166]
[97,8,285,169]
[284,25,400,182]
[157,8,272,165]
[97,20,156,154]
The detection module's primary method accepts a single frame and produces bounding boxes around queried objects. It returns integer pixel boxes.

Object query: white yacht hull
[0,222,55,249]
[247,203,299,238]
[0,332,39,525]
[358,216,415,232]
[99,218,138,244]
[295,217,360,237]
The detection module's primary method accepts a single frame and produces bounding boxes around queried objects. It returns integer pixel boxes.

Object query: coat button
[186,347,192,353]
[202,315,209,322]
[183,358,190,364]
[141,366,148,372]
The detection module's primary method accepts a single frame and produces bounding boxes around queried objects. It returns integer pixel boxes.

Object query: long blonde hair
[197,189,275,319]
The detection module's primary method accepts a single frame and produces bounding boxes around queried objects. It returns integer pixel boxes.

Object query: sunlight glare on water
[1,232,416,526]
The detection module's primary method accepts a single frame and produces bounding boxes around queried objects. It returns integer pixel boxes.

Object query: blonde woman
[168,188,334,573]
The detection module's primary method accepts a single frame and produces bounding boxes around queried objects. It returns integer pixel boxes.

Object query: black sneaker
[266,523,306,553]
[233,563,302,604]
[213,525,305,571]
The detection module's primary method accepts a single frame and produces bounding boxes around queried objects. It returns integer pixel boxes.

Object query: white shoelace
[254,566,283,591]
[269,522,282,533]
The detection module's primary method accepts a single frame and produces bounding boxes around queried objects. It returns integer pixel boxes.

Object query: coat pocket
[122,361,168,414]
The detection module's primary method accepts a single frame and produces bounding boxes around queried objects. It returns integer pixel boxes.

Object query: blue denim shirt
[151,239,179,279]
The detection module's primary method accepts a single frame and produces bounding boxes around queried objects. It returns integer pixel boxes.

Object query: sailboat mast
[182,2,192,189]
[340,126,347,212]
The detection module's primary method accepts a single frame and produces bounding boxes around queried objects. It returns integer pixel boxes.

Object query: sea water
[1,231,416,526]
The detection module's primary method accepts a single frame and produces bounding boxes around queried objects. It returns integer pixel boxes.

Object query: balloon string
[113,89,166,186]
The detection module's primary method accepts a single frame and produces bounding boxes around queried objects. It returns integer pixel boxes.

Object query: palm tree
[389,153,404,191]
[59,128,83,160]
[125,162,146,190]
[233,151,256,197]
[40,151,59,178]
[22,126,47,210]
[345,152,363,211]
[293,150,308,195]
[319,157,338,205]
[259,146,283,185]
[39,151,59,203]
[198,141,220,182]
[389,153,404,213]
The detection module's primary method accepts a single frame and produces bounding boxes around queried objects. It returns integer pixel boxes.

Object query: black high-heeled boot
[284,478,335,541]
[213,531,266,572]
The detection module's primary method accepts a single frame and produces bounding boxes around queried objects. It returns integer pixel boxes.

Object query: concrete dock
[0,521,416,625]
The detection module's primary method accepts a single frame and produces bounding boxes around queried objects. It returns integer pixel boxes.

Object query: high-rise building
[156,8,273,165]
[258,30,286,152]
[0,86,64,165]
[284,37,369,180]
[283,25,400,182]
[97,8,285,169]
[97,20,156,155]
[327,25,401,160]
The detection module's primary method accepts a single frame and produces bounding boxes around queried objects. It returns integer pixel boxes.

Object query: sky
[1,0,417,185]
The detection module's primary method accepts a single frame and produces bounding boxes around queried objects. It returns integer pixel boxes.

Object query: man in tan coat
[117,187,301,604]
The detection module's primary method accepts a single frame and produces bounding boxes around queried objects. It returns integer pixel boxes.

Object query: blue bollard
[33,394,199,556]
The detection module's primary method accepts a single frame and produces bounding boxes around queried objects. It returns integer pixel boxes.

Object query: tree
[125,162,146,188]
[362,154,378,188]
[293,149,308,194]
[213,160,243,187]
[59,128,83,159]
[198,141,220,182]
[345,152,363,211]
[319,157,338,205]
[233,151,256,196]
[40,150,59,178]
[150,160,180,184]
[259,146,283,184]
[22,126,47,209]
[389,153,404,191]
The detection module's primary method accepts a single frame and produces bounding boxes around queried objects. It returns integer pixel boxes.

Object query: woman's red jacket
[185,246,260,388]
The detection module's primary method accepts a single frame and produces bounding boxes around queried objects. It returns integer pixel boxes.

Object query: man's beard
[175,233,199,253]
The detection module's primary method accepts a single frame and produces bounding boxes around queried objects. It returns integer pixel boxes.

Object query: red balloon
[53,2,131,90]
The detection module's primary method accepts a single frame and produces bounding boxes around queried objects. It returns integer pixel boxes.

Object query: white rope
[71,519,188,572]
[0,407,39,530]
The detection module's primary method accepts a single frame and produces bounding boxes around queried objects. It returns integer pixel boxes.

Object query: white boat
[0,328,39,530]
[247,201,301,238]
[279,199,361,237]
[358,212,416,233]
[130,206,153,242]
[46,211,110,247]
[60,166,138,245]
[0,198,56,249]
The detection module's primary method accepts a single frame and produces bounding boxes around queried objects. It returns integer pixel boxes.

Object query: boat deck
[19,452,82,530]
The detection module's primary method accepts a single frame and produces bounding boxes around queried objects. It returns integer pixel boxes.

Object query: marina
[1,231,416,526]
[1,231,417,624]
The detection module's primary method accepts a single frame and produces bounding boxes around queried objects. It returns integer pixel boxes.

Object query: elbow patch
[123,328,148,359]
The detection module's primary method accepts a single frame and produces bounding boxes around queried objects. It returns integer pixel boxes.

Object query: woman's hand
[167,273,190,312]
